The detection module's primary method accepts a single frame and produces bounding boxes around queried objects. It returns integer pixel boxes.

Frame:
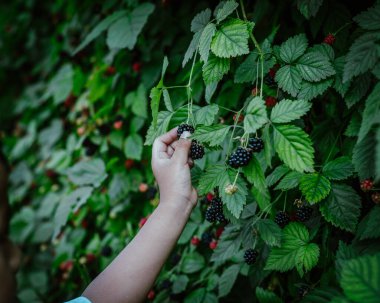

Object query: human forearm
[83,199,193,303]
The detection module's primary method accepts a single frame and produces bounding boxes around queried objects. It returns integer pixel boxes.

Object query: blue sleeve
[65,297,92,303]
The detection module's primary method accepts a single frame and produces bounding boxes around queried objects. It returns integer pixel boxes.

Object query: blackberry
[201,232,213,245]
[298,285,310,298]
[275,211,290,228]
[190,140,205,160]
[248,138,264,153]
[99,123,111,136]
[211,197,223,213]
[228,147,252,168]
[264,74,276,87]
[159,279,172,290]
[84,140,98,156]
[205,207,217,223]
[216,212,227,223]
[244,249,258,265]
[296,206,313,222]
[177,123,194,138]
[101,245,112,257]
[170,253,181,266]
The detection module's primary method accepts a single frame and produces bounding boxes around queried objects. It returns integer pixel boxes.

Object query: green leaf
[333,56,351,97]
[256,219,282,247]
[199,23,216,62]
[358,83,380,143]
[47,64,74,105]
[150,86,162,129]
[296,52,335,82]
[322,157,354,180]
[357,206,380,240]
[125,84,147,118]
[275,65,302,97]
[353,4,380,30]
[202,55,230,84]
[340,253,380,303]
[275,171,303,190]
[301,287,344,303]
[198,165,227,195]
[295,243,320,276]
[216,1,239,23]
[344,73,371,108]
[194,104,219,126]
[319,183,361,232]
[106,3,155,49]
[211,224,242,262]
[244,97,268,133]
[185,288,206,303]
[352,132,376,180]
[273,124,315,173]
[345,114,361,137]
[234,52,259,83]
[191,8,211,33]
[299,173,331,204]
[256,287,283,303]
[211,19,249,58]
[220,170,248,218]
[279,34,308,64]
[124,134,143,160]
[266,165,290,187]
[243,156,266,189]
[192,125,230,146]
[218,264,240,297]
[297,78,333,101]
[343,33,380,83]
[377,128,380,181]
[270,99,311,124]
[181,252,205,274]
[73,11,126,54]
[296,0,323,19]
[162,89,173,112]
[172,275,189,294]
[66,159,107,187]
[183,31,202,67]
[145,111,172,145]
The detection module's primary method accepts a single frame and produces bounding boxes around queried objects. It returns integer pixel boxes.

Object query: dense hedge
[1,0,380,302]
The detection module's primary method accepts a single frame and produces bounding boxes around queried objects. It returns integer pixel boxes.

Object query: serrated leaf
[256,219,282,247]
[270,99,311,124]
[211,19,249,58]
[296,52,336,82]
[181,252,205,274]
[202,55,230,84]
[106,3,155,49]
[275,171,303,190]
[211,224,242,262]
[198,164,227,194]
[333,56,351,97]
[234,52,259,83]
[205,82,218,103]
[218,264,240,297]
[150,86,162,129]
[358,83,380,143]
[319,183,361,232]
[301,287,344,303]
[162,89,173,112]
[199,23,216,62]
[191,8,211,33]
[344,73,371,108]
[279,34,308,64]
[216,1,239,23]
[322,157,354,180]
[192,124,230,146]
[275,65,302,97]
[243,156,266,188]
[377,128,380,181]
[353,4,380,30]
[340,254,380,303]
[296,0,323,19]
[295,243,320,276]
[66,159,107,187]
[172,275,189,294]
[352,132,376,180]
[47,64,74,105]
[273,124,315,173]
[244,97,268,133]
[297,78,333,101]
[266,165,290,187]
[145,111,172,145]
[345,114,361,137]
[124,134,143,160]
[183,31,202,67]
[357,206,380,240]
[299,173,331,204]
[256,287,283,303]
[194,104,219,126]
[343,33,380,83]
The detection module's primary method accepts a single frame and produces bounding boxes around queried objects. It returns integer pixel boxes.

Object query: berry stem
[163,85,188,89]
[232,169,241,187]
[283,192,288,212]
[333,22,353,36]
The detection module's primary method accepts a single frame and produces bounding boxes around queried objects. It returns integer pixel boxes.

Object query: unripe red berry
[191,236,200,246]
[86,253,96,263]
[233,113,244,123]
[206,193,214,202]
[251,87,260,96]
[105,66,116,76]
[64,93,76,109]
[215,227,224,239]
[147,290,155,300]
[139,183,149,193]
[209,240,218,250]
[113,120,123,130]
[265,96,277,108]
[139,217,148,228]
[360,179,374,192]
[81,220,88,229]
[132,62,142,73]
[268,68,276,78]
[125,159,134,170]
[59,260,73,272]
[323,33,336,45]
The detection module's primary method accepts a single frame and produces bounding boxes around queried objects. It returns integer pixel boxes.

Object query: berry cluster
[228,147,252,168]
[295,205,313,222]
[177,123,194,138]
[247,137,264,153]
[360,179,374,191]
[244,249,258,265]
[205,197,227,223]
[323,33,335,45]
[177,124,205,160]
[275,211,290,228]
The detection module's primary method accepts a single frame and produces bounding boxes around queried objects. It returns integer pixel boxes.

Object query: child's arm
[82,128,196,303]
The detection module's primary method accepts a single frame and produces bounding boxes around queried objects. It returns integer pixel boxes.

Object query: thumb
[173,138,191,164]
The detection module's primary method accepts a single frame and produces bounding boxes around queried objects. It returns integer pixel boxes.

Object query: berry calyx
[265,96,277,107]
[275,211,290,228]
[190,140,205,160]
[139,183,149,193]
[244,249,258,265]
[225,184,238,195]
[191,236,200,246]
[147,290,155,300]
[209,240,218,250]
[177,123,194,138]
[360,179,374,192]
[132,62,142,73]
[247,137,264,153]
[323,33,335,45]
[295,205,313,222]
[372,192,380,204]
[125,159,134,169]
[228,147,252,168]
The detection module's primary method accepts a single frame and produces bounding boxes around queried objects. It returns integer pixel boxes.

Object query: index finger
[153,127,178,154]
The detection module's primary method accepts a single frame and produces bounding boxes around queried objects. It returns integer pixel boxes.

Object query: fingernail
[180,131,191,139]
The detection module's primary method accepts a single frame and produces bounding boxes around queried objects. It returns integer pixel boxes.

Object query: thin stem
[218,105,239,113]
[334,22,353,36]
[283,192,288,212]
[186,50,198,125]
[163,85,188,89]
[232,169,241,187]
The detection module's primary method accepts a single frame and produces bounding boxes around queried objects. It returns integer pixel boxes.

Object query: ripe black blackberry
[298,285,310,298]
[98,123,111,136]
[296,206,313,222]
[216,212,227,223]
[177,123,194,138]
[275,211,290,228]
[83,138,98,156]
[248,137,264,153]
[205,207,217,223]
[228,147,252,168]
[211,197,223,213]
[264,74,276,87]
[201,232,213,245]
[101,245,112,257]
[244,249,258,265]
[190,140,205,160]
[159,279,172,290]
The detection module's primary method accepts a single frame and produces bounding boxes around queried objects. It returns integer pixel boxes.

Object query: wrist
[157,198,193,219]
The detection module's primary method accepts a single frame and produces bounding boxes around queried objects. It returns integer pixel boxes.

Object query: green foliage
[299,173,331,204]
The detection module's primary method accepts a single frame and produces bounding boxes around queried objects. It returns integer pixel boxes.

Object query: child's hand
[152,128,197,210]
